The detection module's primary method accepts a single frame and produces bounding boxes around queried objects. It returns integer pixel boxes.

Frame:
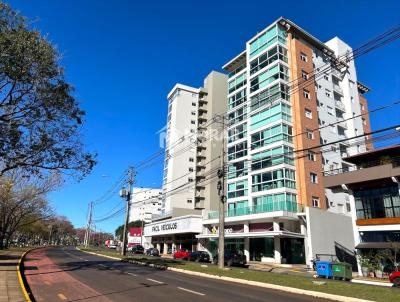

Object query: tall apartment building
[129,188,162,223]
[199,17,369,265]
[144,71,227,253]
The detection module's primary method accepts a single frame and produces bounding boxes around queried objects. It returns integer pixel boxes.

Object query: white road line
[127,272,137,276]
[146,278,164,284]
[177,287,205,296]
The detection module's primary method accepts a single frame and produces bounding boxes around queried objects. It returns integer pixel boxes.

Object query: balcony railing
[323,156,400,176]
[207,201,304,219]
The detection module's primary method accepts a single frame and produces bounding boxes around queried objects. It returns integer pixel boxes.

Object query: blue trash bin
[316,261,333,278]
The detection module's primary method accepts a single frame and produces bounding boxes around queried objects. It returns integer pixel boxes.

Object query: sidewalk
[0,250,26,302]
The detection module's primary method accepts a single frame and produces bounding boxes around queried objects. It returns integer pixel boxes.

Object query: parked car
[145,248,160,257]
[129,245,144,254]
[390,271,400,287]
[173,249,191,260]
[108,244,117,249]
[188,251,210,263]
[212,250,247,267]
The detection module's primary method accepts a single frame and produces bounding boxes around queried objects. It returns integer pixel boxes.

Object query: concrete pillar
[172,242,176,253]
[348,190,362,276]
[243,222,250,261]
[274,237,281,264]
[163,242,168,255]
[273,219,281,263]
[273,219,280,232]
[156,243,161,251]
[300,218,312,268]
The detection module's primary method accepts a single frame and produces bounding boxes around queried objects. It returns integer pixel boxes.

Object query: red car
[173,249,191,260]
[389,271,400,287]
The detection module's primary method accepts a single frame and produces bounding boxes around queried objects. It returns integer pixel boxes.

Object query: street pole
[85,201,93,248]
[217,114,226,269]
[121,167,135,256]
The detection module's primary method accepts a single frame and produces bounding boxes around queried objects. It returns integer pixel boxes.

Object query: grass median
[80,246,399,302]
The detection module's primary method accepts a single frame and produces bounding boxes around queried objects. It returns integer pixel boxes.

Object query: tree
[0,2,96,179]
[115,220,143,240]
[0,170,57,249]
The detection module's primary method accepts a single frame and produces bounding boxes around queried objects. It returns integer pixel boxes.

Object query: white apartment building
[198,17,370,266]
[145,71,228,253]
[129,187,162,223]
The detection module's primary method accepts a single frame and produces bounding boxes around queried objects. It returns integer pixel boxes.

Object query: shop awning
[355,242,400,249]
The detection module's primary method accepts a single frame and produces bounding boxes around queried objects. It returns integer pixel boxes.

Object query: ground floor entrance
[202,236,305,264]
[149,233,198,254]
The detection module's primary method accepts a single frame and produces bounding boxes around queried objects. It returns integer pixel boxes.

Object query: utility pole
[85,201,93,248]
[121,167,135,256]
[217,114,226,269]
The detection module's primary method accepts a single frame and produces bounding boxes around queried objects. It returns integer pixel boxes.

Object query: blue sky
[8,0,400,233]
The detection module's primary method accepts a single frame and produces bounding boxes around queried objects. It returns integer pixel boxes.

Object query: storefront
[144,215,202,254]
[197,220,305,264]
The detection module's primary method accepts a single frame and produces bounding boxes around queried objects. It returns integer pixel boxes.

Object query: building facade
[199,17,369,265]
[161,71,228,217]
[129,188,162,223]
[324,145,400,275]
[146,71,228,253]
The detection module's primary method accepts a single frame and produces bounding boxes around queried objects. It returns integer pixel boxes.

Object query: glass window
[250,83,290,112]
[227,180,248,198]
[251,146,294,172]
[251,168,296,192]
[250,102,291,131]
[251,123,292,150]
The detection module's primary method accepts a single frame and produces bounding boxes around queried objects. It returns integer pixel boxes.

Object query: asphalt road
[24,246,330,302]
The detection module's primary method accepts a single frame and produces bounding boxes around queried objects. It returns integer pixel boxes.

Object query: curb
[78,249,374,302]
[76,247,121,260]
[17,247,43,302]
[351,279,392,287]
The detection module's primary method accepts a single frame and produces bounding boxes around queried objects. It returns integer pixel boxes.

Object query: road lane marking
[177,287,205,296]
[146,278,164,284]
[127,272,137,276]
[57,293,67,300]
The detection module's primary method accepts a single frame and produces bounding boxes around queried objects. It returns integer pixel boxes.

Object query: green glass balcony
[207,201,304,219]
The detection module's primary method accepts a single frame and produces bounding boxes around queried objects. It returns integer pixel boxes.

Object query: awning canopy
[356,242,400,249]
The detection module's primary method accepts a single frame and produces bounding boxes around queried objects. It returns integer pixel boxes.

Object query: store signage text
[152,222,178,233]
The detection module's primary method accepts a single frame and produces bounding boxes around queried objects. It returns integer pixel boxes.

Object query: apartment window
[324,74,329,81]
[305,109,312,119]
[190,129,195,133]
[325,90,331,98]
[362,118,367,125]
[306,129,314,139]
[187,199,193,203]
[189,157,194,162]
[303,89,310,99]
[355,128,359,135]
[300,52,308,62]
[188,177,194,182]
[346,203,351,212]
[192,102,196,106]
[312,196,320,207]
[189,167,194,172]
[310,173,318,184]
[357,145,362,152]
[191,120,195,124]
[191,111,196,116]
[302,70,309,80]
[351,96,354,104]
[308,151,316,161]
